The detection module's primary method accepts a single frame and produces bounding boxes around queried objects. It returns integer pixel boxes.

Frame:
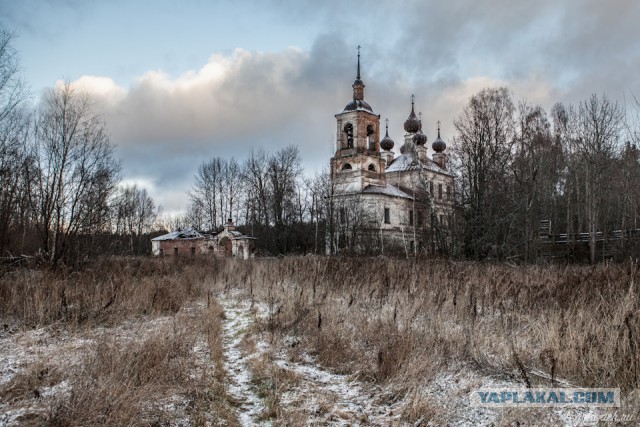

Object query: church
[327,50,455,255]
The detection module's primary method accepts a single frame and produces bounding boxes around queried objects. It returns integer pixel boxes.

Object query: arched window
[343,123,354,148]
[368,164,376,172]
[342,163,352,170]
[366,124,375,150]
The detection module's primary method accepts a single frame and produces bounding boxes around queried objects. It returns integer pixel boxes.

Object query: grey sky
[4,0,640,214]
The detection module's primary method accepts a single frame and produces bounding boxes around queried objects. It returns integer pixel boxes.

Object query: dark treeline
[452,87,640,262]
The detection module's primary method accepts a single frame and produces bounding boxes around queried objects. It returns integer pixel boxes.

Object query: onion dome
[413,114,427,146]
[403,95,421,133]
[380,119,395,151]
[413,130,427,146]
[432,121,447,153]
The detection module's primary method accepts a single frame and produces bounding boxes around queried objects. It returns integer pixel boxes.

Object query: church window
[447,185,452,200]
[344,123,354,148]
[384,208,390,224]
[366,124,375,150]
[417,211,423,226]
[430,181,434,195]
[342,163,352,170]
[368,164,376,172]
[438,183,443,199]
[339,207,346,224]
[409,210,414,226]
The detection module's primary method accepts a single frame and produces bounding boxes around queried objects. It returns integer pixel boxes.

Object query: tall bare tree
[29,82,120,264]
[0,26,30,255]
[114,184,157,253]
[452,87,516,259]
[575,94,623,263]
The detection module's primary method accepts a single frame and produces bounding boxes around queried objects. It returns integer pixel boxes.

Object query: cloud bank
[56,0,640,214]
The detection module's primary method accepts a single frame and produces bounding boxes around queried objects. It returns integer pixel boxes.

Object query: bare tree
[268,145,301,228]
[29,82,120,264]
[242,149,271,227]
[575,94,623,263]
[452,87,516,259]
[189,158,221,231]
[0,26,30,254]
[114,184,158,253]
[511,103,561,261]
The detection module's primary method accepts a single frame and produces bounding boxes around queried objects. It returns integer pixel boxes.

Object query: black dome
[432,122,446,152]
[343,99,373,112]
[380,132,394,151]
[404,101,420,133]
[413,130,427,146]
[432,136,446,153]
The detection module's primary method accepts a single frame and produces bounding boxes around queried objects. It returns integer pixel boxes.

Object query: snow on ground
[0,290,621,426]
[420,366,604,426]
[219,290,404,426]
[218,293,270,426]
[273,353,404,425]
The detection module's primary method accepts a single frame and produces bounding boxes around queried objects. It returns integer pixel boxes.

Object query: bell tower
[331,46,386,192]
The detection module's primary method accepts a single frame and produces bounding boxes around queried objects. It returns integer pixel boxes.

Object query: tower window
[409,210,414,226]
[438,183,443,199]
[384,208,390,224]
[447,185,452,200]
[367,124,375,150]
[342,163,352,170]
[430,181,434,196]
[344,123,354,149]
[368,164,376,172]
[418,211,423,226]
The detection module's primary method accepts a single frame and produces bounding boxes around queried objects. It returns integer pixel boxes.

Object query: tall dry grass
[0,256,245,426]
[208,257,640,400]
[2,256,639,424]
[0,256,217,327]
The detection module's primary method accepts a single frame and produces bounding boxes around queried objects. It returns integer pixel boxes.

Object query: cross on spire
[437,120,441,138]
[385,118,389,131]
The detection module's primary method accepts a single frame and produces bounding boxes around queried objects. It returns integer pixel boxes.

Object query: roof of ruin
[152,227,204,241]
[363,183,413,199]
[386,153,453,176]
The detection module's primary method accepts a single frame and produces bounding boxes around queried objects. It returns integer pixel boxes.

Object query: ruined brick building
[328,50,455,255]
[152,219,255,259]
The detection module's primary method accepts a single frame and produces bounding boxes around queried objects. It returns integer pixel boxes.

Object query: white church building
[328,51,455,255]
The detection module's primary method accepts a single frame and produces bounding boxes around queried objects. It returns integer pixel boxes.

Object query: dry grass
[0,256,215,328]
[0,257,241,426]
[3,255,639,423]
[208,257,640,410]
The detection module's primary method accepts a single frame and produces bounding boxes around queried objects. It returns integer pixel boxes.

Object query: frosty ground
[0,289,612,426]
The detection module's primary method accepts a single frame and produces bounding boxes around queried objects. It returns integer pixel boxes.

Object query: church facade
[327,52,455,255]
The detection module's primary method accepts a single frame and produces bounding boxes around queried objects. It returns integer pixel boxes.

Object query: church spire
[352,45,365,100]
[356,45,361,81]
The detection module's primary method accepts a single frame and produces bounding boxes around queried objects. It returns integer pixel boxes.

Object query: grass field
[1,256,639,425]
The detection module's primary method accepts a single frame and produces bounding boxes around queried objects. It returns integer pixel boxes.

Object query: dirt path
[218,295,269,426]
[217,291,403,426]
